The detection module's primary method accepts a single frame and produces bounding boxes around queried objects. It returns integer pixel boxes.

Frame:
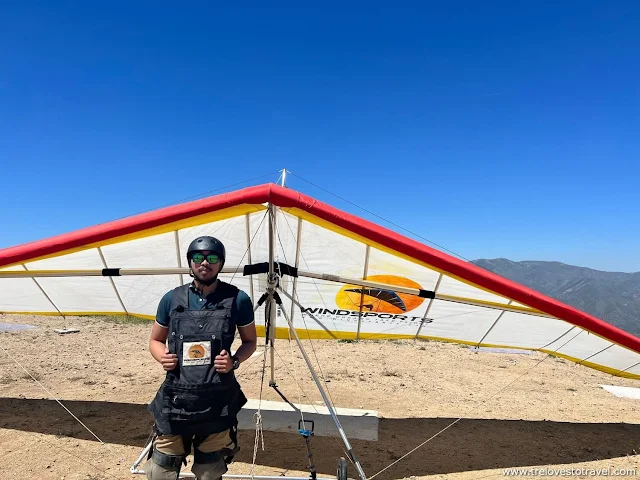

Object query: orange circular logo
[188,344,206,359]
[335,275,425,314]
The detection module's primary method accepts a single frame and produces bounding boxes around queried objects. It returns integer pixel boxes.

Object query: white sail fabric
[1,184,638,379]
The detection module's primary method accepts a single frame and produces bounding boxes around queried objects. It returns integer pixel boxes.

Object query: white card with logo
[182,341,212,366]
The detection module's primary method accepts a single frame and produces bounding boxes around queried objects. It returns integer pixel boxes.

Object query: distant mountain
[472,258,640,337]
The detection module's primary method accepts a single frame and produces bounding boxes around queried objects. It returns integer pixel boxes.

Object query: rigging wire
[0,343,125,478]
[270,345,350,461]
[273,208,353,461]
[278,207,498,472]
[120,216,238,310]
[218,207,271,475]
[286,171,579,330]
[276,214,341,399]
[94,171,280,227]
[228,206,284,474]
[229,208,269,285]
[279,174,620,476]
[0,209,272,478]
[270,204,611,478]
[280,212,342,337]
[0,344,108,446]
[275,212,342,407]
[6,173,631,478]
[283,301,307,429]
[0,200,272,478]
[367,329,586,480]
[233,345,269,381]
[287,171,472,262]
[33,433,121,480]
[250,330,269,476]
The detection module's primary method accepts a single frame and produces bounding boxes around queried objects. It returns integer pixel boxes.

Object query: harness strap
[193,449,223,464]
[148,426,188,477]
[151,449,186,470]
[172,283,190,310]
[224,422,241,464]
[182,435,193,459]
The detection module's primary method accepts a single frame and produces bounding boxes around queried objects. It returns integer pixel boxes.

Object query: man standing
[146,236,257,480]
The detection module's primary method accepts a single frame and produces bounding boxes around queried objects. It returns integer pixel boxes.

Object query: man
[146,235,257,480]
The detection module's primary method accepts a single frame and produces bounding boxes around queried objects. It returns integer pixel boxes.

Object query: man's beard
[191,268,218,286]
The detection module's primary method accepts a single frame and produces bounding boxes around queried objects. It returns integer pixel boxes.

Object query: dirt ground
[1,314,638,480]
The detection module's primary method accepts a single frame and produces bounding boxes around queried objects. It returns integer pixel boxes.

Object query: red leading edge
[1,183,638,354]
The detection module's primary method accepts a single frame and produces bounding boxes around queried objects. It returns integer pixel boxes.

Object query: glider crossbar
[0,267,227,277]
[0,266,552,318]
[295,269,552,318]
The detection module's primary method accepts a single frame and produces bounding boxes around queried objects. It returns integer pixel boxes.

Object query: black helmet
[186,236,226,266]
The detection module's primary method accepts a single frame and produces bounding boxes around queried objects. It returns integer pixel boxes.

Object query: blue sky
[1,2,638,272]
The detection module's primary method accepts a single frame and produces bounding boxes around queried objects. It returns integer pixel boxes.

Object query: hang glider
[0,183,639,381]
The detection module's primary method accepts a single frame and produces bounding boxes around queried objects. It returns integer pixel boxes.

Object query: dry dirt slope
[0,314,639,480]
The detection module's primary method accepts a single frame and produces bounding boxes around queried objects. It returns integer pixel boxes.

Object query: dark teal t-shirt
[155,282,254,328]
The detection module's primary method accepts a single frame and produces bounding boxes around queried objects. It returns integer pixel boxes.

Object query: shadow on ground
[1,397,638,479]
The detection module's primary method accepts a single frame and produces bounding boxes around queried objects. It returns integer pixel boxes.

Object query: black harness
[148,282,247,471]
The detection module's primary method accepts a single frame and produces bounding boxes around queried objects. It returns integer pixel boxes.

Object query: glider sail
[1,183,639,379]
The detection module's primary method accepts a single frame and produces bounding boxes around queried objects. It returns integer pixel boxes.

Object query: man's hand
[214,349,233,373]
[160,347,178,371]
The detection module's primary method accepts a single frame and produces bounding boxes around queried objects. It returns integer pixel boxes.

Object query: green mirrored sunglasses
[190,253,220,264]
